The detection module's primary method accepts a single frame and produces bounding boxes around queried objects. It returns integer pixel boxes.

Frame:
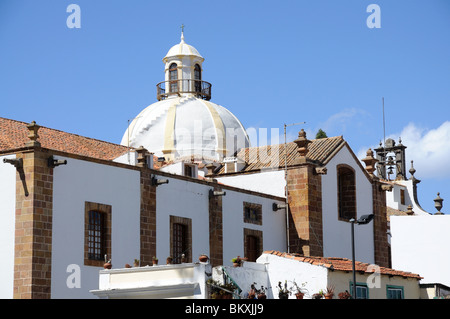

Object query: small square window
[350,284,368,299]
[243,202,262,225]
[184,164,193,177]
[387,286,404,299]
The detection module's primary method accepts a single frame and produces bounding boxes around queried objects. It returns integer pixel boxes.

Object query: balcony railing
[156,79,212,101]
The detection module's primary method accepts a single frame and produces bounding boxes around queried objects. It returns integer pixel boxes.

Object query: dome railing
[156,79,212,101]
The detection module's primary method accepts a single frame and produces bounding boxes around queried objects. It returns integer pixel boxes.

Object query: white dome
[163,32,203,61]
[121,96,250,161]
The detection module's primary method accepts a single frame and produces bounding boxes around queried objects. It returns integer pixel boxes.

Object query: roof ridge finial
[180,24,185,43]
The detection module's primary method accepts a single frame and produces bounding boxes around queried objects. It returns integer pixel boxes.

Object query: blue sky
[1,0,449,214]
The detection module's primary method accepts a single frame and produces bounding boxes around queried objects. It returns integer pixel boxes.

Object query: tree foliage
[315,129,328,139]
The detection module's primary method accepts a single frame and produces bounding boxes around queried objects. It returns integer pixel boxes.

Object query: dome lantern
[157,28,211,101]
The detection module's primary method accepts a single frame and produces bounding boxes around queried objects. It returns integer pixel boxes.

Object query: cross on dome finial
[180,24,185,43]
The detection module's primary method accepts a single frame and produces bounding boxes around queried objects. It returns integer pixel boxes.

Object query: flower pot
[325,293,334,299]
[257,293,267,300]
[103,262,112,269]
[152,259,158,266]
[166,257,173,264]
[199,255,208,263]
[279,294,289,299]
[295,292,304,299]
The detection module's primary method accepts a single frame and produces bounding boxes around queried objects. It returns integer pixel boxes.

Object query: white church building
[0,32,428,299]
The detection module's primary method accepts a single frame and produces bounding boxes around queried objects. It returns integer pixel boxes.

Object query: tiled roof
[217,136,345,174]
[0,117,129,161]
[263,250,422,280]
[387,207,409,221]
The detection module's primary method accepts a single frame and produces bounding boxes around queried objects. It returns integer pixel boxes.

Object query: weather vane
[181,24,185,33]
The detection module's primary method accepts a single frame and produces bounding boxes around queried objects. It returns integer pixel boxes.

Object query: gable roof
[217,136,345,175]
[263,250,422,280]
[0,117,129,161]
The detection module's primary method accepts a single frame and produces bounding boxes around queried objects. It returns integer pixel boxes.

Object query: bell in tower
[374,137,407,181]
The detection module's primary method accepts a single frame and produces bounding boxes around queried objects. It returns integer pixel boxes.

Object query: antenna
[382,97,386,149]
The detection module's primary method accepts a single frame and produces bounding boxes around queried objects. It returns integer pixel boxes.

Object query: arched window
[337,165,356,221]
[169,63,178,93]
[194,64,201,93]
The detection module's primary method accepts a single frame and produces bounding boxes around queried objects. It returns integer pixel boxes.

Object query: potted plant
[338,290,351,299]
[292,281,307,299]
[103,255,112,269]
[231,256,243,267]
[277,281,291,299]
[247,283,257,299]
[312,290,324,299]
[133,259,140,267]
[152,256,158,266]
[166,256,173,264]
[256,286,267,299]
[325,285,335,299]
[231,257,240,267]
[207,279,237,299]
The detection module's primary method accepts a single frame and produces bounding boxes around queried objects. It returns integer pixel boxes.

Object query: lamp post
[349,214,374,299]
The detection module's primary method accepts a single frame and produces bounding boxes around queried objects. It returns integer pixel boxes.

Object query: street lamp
[350,214,374,299]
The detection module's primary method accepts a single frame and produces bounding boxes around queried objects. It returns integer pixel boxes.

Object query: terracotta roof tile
[217,136,345,174]
[0,117,129,161]
[387,207,409,221]
[262,250,422,280]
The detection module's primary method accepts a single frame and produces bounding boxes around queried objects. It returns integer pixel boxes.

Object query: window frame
[400,189,406,206]
[194,64,202,93]
[169,216,192,264]
[243,202,262,226]
[183,163,196,178]
[169,63,178,93]
[386,285,404,299]
[84,202,111,267]
[349,282,369,299]
[337,164,357,222]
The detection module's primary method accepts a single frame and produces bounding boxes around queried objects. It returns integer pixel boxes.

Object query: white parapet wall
[90,262,211,299]
[0,154,17,299]
[391,215,450,287]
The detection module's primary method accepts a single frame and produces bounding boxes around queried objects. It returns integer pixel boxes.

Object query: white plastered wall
[52,156,140,299]
[221,191,286,266]
[391,215,450,287]
[321,145,375,264]
[0,154,17,298]
[155,176,210,262]
[155,176,286,267]
[216,170,286,198]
